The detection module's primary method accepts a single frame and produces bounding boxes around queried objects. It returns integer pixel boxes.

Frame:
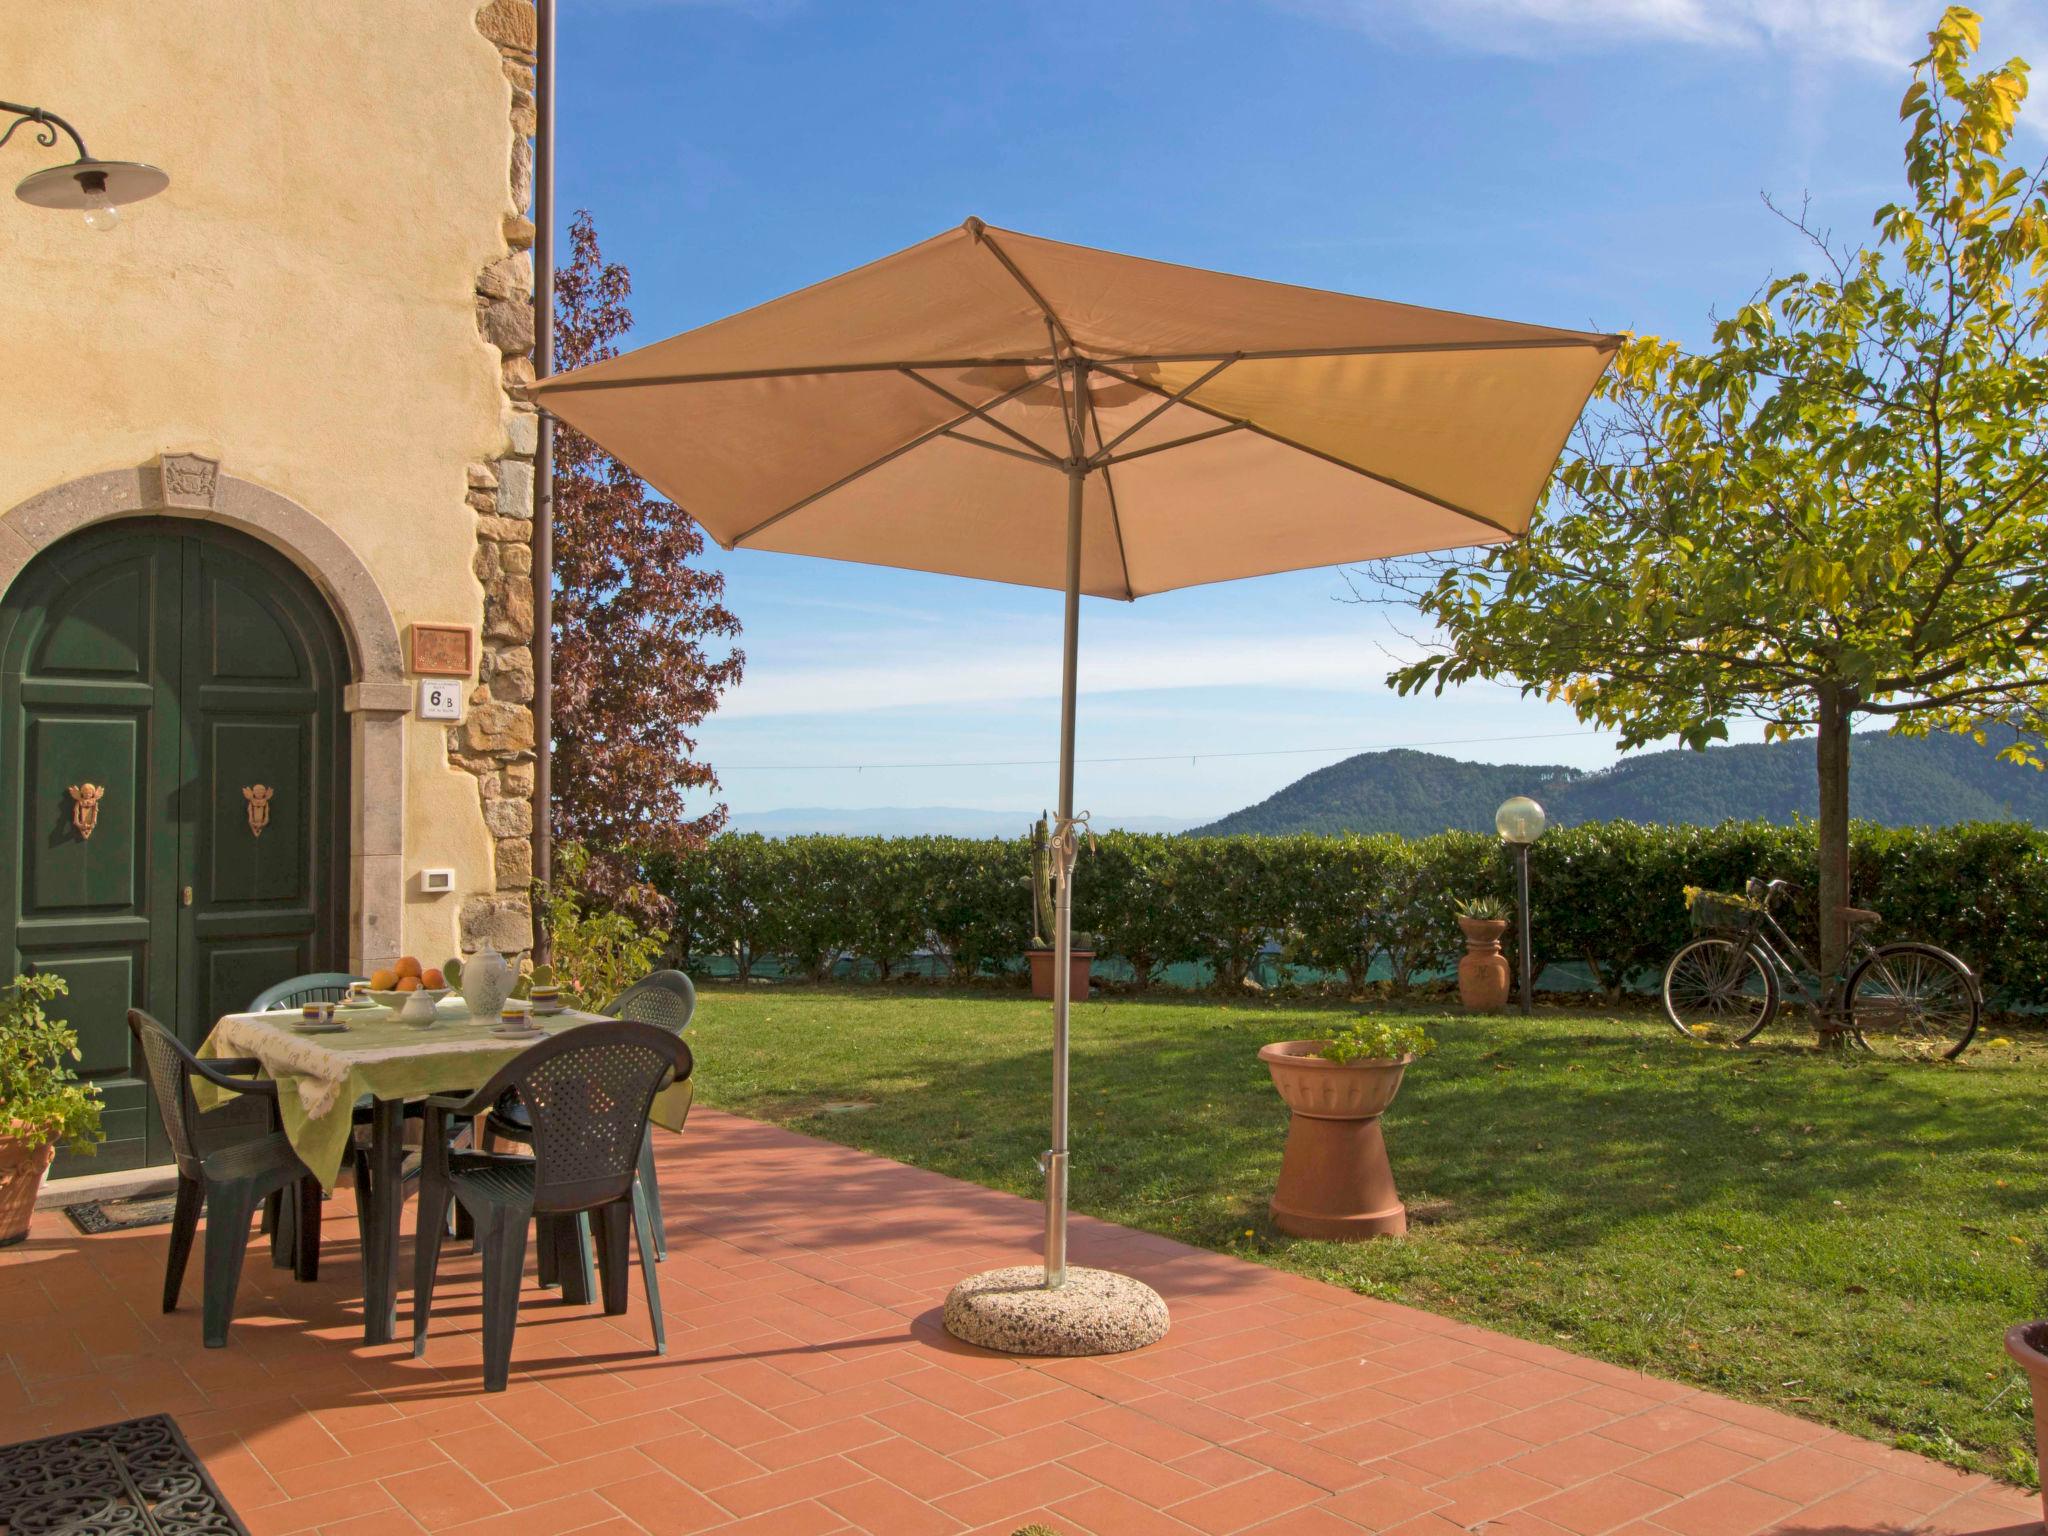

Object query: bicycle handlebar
[1745,877,1802,905]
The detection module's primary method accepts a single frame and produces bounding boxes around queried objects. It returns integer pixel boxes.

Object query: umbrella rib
[1099,421,1248,467]
[729,367,1059,546]
[1092,362,1519,540]
[1089,355,1240,464]
[530,337,1619,398]
[942,430,1069,472]
[901,368,1065,463]
[533,356,1063,393]
[968,218,1079,357]
[1081,388,1137,601]
[1099,336,1622,365]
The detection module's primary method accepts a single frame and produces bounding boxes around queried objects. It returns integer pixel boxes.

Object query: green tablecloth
[195,1002,694,1189]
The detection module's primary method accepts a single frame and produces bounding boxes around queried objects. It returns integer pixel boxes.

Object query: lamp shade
[15,157,167,210]
[1495,796,1547,845]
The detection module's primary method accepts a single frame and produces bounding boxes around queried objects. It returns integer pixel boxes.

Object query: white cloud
[1295,0,2033,68]
[717,626,1418,718]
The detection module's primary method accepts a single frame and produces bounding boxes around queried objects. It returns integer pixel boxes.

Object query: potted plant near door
[2004,1250,2048,1527]
[1259,1016,1432,1239]
[1023,815,1093,999]
[0,973,103,1245]
[1455,896,1512,1012]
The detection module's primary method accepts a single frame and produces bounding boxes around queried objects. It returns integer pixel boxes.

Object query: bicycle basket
[1688,888,1761,934]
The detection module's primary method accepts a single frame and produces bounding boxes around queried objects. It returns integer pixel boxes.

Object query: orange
[395,975,421,992]
[421,967,445,989]
[395,956,423,980]
[369,968,398,992]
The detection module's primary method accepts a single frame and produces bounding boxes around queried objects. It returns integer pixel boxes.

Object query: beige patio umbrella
[531,219,1617,1341]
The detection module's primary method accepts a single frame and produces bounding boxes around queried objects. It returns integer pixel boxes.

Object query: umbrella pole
[1046,462,1083,1289]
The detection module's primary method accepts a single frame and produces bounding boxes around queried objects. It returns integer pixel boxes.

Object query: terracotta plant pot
[0,1127,56,1248]
[1259,1040,1410,1239]
[1027,949,1093,1000]
[1456,916,1511,1012]
[2004,1321,2048,1527]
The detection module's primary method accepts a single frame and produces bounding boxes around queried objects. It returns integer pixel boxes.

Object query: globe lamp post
[1496,796,1547,1017]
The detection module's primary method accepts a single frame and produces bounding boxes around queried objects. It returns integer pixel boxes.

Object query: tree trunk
[1814,683,1854,1046]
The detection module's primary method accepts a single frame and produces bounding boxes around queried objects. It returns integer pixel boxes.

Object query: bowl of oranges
[364,957,452,1022]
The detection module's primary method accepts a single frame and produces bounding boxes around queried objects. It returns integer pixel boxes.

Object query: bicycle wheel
[1846,942,1981,1059]
[1662,937,1778,1044]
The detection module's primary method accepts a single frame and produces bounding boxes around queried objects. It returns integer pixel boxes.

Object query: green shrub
[0,973,102,1152]
[537,843,667,1006]
[638,820,2048,1005]
[1320,1016,1436,1063]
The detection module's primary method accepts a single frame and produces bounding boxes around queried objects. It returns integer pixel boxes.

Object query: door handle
[181,886,193,907]
[243,784,273,838]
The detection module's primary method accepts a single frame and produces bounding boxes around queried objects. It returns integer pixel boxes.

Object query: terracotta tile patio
[1,1109,2037,1536]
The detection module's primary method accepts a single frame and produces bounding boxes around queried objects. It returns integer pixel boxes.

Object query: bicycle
[1660,878,1981,1058]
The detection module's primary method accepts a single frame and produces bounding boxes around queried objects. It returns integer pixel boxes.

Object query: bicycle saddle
[1836,905,1882,927]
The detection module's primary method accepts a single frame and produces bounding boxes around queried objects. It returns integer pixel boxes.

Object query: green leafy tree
[1377,9,2048,990]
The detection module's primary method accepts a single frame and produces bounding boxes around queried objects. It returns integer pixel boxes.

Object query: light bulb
[81,186,120,232]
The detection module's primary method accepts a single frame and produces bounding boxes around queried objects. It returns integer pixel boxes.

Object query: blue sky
[558,0,2043,825]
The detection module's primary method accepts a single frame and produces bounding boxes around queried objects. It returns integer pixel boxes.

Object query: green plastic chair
[248,973,362,1012]
[483,970,695,1261]
[412,1022,692,1390]
[126,1009,321,1348]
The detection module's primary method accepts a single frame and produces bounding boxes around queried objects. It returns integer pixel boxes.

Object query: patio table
[196,1000,692,1344]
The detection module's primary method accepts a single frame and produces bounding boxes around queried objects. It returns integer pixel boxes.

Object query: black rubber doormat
[0,1413,249,1534]
[61,1194,178,1236]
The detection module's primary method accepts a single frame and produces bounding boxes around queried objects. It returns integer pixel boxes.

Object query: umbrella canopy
[532,220,1618,1306]
[531,219,1619,597]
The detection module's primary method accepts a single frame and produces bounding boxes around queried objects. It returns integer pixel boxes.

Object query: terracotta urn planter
[1456,916,1511,1012]
[2004,1321,2048,1527]
[1027,949,1093,1000]
[0,1125,56,1248]
[1259,1041,1410,1239]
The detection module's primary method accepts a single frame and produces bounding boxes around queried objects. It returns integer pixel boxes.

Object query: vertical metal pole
[531,0,557,932]
[1044,457,1083,1291]
[1516,843,1533,1018]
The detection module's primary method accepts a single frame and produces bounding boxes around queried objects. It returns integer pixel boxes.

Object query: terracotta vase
[1456,916,1511,1012]
[1027,949,1093,1001]
[0,1126,56,1248]
[2005,1322,2048,1528]
[1258,1041,1410,1239]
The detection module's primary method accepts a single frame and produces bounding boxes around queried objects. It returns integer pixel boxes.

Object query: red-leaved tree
[550,211,743,907]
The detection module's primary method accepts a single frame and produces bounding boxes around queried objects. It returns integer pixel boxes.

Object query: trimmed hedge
[643,822,2048,1005]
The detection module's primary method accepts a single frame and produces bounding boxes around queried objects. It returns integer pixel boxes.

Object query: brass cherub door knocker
[243,784,274,838]
[67,783,104,841]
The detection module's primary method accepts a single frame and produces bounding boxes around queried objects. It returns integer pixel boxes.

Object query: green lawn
[684,984,2048,1484]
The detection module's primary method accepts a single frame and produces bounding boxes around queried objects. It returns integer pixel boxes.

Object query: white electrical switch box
[418,868,456,895]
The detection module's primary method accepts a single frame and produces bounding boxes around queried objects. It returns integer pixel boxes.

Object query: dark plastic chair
[248,973,361,1012]
[485,970,695,1261]
[245,972,451,1226]
[126,1010,321,1348]
[411,1022,692,1391]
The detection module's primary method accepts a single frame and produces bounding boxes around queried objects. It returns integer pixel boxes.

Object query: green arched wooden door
[0,519,351,1173]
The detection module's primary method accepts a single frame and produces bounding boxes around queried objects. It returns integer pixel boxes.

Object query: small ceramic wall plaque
[409,623,475,678]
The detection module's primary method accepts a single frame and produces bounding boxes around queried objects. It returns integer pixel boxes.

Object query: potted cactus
[1259,1016,1432,1240]
[1024,813,1093,1000]
[0,973,102,1246]
[1454,896,1511,1012]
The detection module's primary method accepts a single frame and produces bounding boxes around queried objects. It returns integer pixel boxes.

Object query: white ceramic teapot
[455,946,514,1019]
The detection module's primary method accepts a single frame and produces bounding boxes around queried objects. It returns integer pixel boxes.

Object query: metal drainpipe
[531,0,556,953]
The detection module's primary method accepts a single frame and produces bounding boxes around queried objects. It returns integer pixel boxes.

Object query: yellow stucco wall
[0,4,520,963]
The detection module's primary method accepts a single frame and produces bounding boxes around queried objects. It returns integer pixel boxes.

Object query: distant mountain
[726,807,1194,838]
[1190,731,2048,837]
